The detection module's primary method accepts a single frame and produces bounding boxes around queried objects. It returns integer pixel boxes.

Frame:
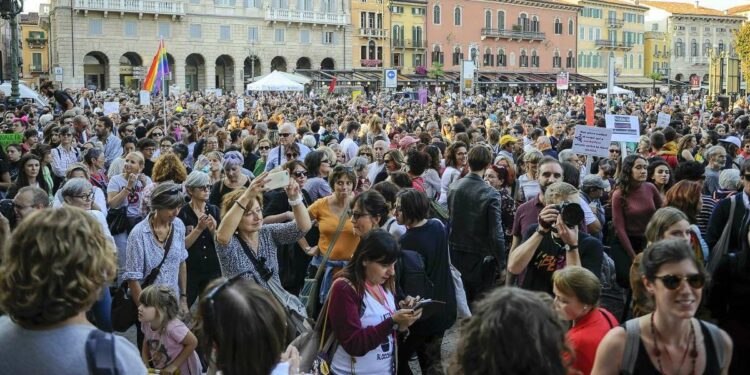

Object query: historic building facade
[46,0,350,91]
[20,12,49,89]
[351,0,390,69]
[389,0,427,74]
[426,0,580,74]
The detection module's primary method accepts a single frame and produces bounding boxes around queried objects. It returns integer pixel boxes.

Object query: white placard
[571,125,613,157]
[384,69,397,89]
[605,114,640,143]
[103,102,120,116]
[215,89,222,97]
[139,90,150,106]
[53,66,63,82]
[656,112,671,128]
[237,98,245,113]
[556,72,569,90]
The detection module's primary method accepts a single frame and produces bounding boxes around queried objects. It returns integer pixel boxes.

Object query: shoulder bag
[235,234,312,340]
[111,223,174,332]
[300,206,350,317]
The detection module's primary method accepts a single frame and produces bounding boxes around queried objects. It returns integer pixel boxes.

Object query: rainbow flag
[142,39,170,93]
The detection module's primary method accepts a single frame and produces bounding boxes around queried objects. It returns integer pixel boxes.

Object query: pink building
[427,0,581,76]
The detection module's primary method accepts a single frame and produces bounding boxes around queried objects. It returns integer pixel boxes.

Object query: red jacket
[567,308,618,375]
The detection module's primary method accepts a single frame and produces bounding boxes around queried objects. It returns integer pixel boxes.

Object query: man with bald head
[264,122,311,171]
[367,139,388,183]
[12,186,50,228]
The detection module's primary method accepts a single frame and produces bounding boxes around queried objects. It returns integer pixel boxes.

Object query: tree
[428,62,444,88]
[734,24,750,87]
[649,71,662,93]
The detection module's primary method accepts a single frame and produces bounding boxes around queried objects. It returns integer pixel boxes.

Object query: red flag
[585,95,595,126]
[328,77,337,93]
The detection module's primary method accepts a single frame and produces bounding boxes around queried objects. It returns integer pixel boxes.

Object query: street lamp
[0,0,23,104]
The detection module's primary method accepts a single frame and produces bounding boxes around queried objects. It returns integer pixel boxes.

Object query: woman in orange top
[307,165,359,304]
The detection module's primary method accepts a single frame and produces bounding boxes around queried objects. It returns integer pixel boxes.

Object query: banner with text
[572,126,613,157]
[605,114,640,143]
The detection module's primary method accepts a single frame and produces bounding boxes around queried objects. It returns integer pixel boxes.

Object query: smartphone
[264,170,290,190]
[413,299,445,311]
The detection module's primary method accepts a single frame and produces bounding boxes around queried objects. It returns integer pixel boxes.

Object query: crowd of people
[0,82,748,374]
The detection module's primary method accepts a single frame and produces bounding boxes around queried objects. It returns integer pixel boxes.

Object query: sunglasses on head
[654,273,705,290]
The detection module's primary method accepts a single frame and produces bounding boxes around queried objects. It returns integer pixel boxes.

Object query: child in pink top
[138,285,201,375]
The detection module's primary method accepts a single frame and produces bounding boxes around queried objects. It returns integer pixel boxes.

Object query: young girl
[138,285,201,375]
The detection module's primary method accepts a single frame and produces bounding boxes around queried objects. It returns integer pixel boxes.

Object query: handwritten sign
[0,133,23,151]
[139,90,150,106]
[236,98,245,114]
[656,112,671,128]
[572,126,613,157]
[605,114,640,143]
[103,102,120,116]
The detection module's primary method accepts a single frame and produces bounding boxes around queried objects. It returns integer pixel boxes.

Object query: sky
[19,0,750,13]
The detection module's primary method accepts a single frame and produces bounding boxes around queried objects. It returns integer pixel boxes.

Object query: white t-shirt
[340,137,359,162]
[331,289,395,375]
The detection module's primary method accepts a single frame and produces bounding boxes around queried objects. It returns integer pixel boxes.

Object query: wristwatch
[565,245,579,252]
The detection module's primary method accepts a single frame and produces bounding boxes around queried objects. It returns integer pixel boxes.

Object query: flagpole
[160,38,167,135]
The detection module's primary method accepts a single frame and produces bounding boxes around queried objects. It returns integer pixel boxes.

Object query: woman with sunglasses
[209,151,251,207]
[214,172,312,291]
[178,171,221,306]
[253,138,272,177]
[326,229,422,375]
[304,150,333,202]
[592,239,732,375]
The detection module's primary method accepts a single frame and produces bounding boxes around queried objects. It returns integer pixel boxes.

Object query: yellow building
[644,31,669,79]
[573,0,648,83]
[389,0,427,74]
[19,12,48,89]
[352,0,391,69]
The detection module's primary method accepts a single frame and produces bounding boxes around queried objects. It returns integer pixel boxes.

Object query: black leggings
[610,235,646,289]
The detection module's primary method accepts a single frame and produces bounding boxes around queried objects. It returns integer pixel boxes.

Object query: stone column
[205,60,216,90]
[173,59,185,93]
[108,60,120,90]
[234,65,244,94]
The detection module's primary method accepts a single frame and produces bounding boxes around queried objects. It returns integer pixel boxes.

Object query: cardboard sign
[585,95,595,126]
[0,133,23,151]
[139,90,150,106]
[236,98,245,114]
[103,102,120,116]
[572,125,613,157]
[656,112,671,128]
[556,72,569,90]
[605,114,640,143]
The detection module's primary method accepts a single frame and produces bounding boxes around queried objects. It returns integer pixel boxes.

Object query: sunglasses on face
[193,185,211,191]
[279,133,292,138]
[293,170,307,178]
[286,153,299,159]
[609,149,621,153]
[654,273,706,290]
[351,211,371,220]
[258,146,270,151]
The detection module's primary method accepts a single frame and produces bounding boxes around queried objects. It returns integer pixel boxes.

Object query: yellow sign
[352,90,362,100]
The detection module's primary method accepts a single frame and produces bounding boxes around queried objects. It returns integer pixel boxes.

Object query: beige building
[45,0,351,91]
[19,12,49,89]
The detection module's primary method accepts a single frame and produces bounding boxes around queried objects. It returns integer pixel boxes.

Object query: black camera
[554,202,584,228]
[0,199,16,229]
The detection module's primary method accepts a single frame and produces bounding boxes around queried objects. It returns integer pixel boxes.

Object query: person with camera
[508,182,603,295]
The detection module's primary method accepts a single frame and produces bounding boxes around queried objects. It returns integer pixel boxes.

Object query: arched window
[483,47,493,66]
[675,38,683,57]
[485,10,491,29]
[567,50,575,68]
[520,49,528,67]
[531,16,539,32]
[578,52,584,68]
[454,7,462,26]
[531,50,539,67]
[433,5,440,25]
[452,45,463,65]
[553,49,561,68]
[497,48,506,67]
[568,19,574,35]
[554,18,562,34]
[470,47,478,64]
[368,40,376,60]
[518,13,528,31]
[690,39,698,57]
[591,52,597,68]
[702,39,710,56]
[497,11,505,30]
[718,40,724,52]
[431,45,443,64]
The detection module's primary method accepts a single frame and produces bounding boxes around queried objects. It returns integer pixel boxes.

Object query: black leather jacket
[447,173,506,265]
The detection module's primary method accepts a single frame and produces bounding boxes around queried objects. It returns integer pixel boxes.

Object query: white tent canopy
[0,82,48,107]
[250,71,311,85]
[247,71,305,92]
[596,86,634,95]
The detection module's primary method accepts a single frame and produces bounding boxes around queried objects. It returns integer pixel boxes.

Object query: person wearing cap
[498,135,517,160]
[719,135,743,170]
[580,175,609,240]
[398,135,419,154]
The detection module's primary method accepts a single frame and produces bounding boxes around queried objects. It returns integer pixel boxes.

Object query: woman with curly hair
[449,287,571,375]
[140,153,188,216]
[611,155,662,287]
[0,207,146,373]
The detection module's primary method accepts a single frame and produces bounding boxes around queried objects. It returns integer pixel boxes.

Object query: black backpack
[397,249,434,299]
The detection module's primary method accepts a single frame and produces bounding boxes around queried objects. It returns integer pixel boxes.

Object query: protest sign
[103,102,120,116]
[139,91,150,106]
[237,99,245,113]
[605,114,640,143]
[0,133,23,151]
[572,126,613,157]
[656,112,671,128]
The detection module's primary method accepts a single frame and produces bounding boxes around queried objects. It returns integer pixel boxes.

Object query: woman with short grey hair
[209,150,251,206]
[178,171,222,305]
[122,181,190,336]
[61,178,112,242]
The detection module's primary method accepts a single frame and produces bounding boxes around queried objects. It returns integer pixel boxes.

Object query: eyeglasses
[609,149,621,153]
[351,211,371,220]
[73,192,95,201]
[653,273,706,290]
[12,201,31,210]
[152,132,163,137]
[293,170,307,178]
[279,133,292,138]
[286,153,299,159]
[193,185,211,191]
[258,146,271,151]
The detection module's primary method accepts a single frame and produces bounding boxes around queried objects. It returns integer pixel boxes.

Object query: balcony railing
[595,39,633,50]
[73,0,185,16]
[606,18,623,28]
[392,39,405,48]
[405,39,425,49]
[358,28,387,38]
[481,28,545,41]
[30,65,45,72]
[265,8,348,26]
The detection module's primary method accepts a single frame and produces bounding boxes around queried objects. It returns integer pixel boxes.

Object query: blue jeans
[90,287,113,332]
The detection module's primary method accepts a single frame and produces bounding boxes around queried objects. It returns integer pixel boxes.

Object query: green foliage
[428,62,444,80]
[734,24,750,86]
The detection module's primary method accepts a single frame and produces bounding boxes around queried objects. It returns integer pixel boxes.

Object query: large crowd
[0,80,747,374]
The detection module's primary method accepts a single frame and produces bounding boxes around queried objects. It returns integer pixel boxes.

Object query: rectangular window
[361,46,367,60]
[412,7,425,15]
[248,26,259,41]
[323,31,334,44]
[579,25,584,40]
[652,23,658,31]
[32,53,42,68]
[190,24,202,39]
[215,0,236,5]
[274,28,285,43]
[124,21,137,37]
[158,22,171,38]
[595,28,600,40]
[391,6,403,13]
[191,0,199,4]
[89,19,103,36]
[219,25,231,40]
[300,29,310,43]
[588,27,593,40]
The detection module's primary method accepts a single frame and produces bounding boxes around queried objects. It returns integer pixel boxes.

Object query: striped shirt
[50,145,80,177]
[697,195,716,237]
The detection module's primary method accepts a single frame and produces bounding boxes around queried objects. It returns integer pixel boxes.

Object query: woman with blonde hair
[0,207,146,373]
[367,115,389,147]
[553,266,618,375]
[516,150,543,204]
[677,134,697,162]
